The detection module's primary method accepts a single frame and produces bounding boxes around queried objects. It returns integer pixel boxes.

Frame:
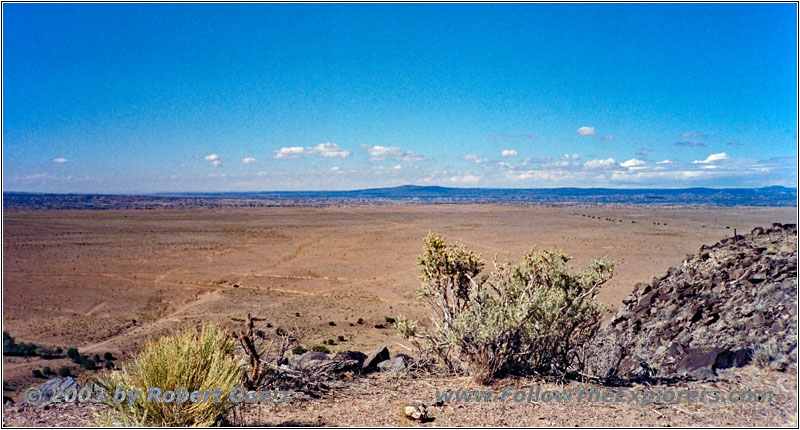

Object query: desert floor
[3,204,796,399]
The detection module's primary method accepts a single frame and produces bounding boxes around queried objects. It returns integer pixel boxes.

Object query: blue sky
[3,3,797,192]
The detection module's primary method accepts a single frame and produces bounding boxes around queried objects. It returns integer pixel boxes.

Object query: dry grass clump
[94,325,242,426]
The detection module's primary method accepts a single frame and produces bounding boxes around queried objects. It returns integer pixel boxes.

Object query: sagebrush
[398,233,613,383]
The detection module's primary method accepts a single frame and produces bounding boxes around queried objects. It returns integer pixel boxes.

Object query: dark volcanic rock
[595,224,797,380]
[362,345,390,372]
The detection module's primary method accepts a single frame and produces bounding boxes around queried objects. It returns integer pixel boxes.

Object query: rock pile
[595,223,797,380]
[290,344,412,375]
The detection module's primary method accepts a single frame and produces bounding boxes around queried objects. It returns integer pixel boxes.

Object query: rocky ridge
[596,223,797,380]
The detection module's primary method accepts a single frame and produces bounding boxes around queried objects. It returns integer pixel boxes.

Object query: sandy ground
[3,204,796,399]
[2,366,796,427]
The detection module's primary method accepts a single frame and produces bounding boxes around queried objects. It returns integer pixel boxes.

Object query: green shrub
[311,345,330,354]
[292,346,308,355]
[337,335,345,342]
[103,352,115,361]
[94,325,242,426]
[328,321,336,326]
[66,348,80,361]
[43,366,54,376]
[58,367,71,377]
[385,316,396,324]
[397,233,613,384]
[357,318,364,325]
[32,369,44,378]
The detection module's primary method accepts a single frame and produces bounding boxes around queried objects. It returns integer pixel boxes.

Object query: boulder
[362,345,390,372]
[291,351,330,368]
[39,377,80,402]
[377,354,412,372]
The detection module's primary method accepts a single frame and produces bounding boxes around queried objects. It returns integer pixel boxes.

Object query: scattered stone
[39,377,80,403]
[291,351,330,368]
[403,401,428,421]
[377,354,411,373]
[362,345,390,372]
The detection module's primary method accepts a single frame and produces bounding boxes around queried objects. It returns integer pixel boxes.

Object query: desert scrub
[398,233,613,384]
[94,325,242,427]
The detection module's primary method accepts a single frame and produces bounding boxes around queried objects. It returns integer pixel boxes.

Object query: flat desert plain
[2,204,796,395]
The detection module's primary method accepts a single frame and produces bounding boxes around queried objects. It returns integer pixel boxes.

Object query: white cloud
[501,149,518,157]
[693,152,729,164]
[241,157,257,164]
[620,158,646,168]
[463,155,488,163]
[274,147,308,159]
[603,135,615,141]
[52,157,68,163]
[361,145,422,161]
[331,166,340,171]
[393,165,402,170]
[211,160,222,167]
[562,153,581,160]
[204,154,219,161]
[274,143,350,159]
[313,142,350,158]
[577,126,597,136]
[656,160,672,164]
[584,158,617,168]
[449,174,481,184]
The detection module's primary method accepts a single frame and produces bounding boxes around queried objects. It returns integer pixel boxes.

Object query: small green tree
[398,233,613,384]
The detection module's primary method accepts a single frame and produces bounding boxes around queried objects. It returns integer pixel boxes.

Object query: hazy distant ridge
[4,185,796,210]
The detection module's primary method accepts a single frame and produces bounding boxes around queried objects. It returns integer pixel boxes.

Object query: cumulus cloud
[204,154,219,161]
[275,143,350,159]
[577,126,597,136]
[675,141,706,147]
[393,165,403,170]
[584,158,617,168]
[241,157,257,164]
[693,152,729,164]
[211,160,222,167]
[501,149,518,157]
[620,158,646,168]
[361,145,422,161]
[313,142,350,158]
[680,131,706,138]
[562,153,581,160]
[274,147,308,159]
[463,155,488,164]
[52,157,68,163]
[603,135,615,141]
[449,174,481,184]
[656,160,672,164]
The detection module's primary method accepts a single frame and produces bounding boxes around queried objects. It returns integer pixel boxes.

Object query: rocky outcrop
[596,223,797,380]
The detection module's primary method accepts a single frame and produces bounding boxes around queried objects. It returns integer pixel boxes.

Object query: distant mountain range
[3,185,797,210]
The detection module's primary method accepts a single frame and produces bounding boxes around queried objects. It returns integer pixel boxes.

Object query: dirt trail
[79,289,222,353]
